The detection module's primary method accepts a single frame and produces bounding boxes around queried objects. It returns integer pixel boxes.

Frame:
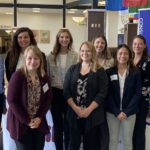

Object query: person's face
[80,44,92,63]
[25,49,40,73]
[132,37,146,55]
[117,47,129,65]
[94,37,106,54]
[17,31,30,50]
[59,32,70,48]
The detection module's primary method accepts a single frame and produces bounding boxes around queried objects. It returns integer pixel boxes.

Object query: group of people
[0,26,149,150]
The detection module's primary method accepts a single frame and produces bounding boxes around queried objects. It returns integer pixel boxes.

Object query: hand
[29,117,41,129]
[117,112,127,121]
[73,105,82,118]
[147,87,150,93]
[80,107,92,118]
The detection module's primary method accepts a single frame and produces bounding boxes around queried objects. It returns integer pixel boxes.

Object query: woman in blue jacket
[106,44,141,150]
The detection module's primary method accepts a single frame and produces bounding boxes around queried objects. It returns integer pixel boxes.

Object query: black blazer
[63,63,108,131]
[105,67,142,117]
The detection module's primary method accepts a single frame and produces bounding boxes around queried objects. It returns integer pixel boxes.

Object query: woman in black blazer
[132,35,150,150]
[106,44,141,150]
[63,41,108,150]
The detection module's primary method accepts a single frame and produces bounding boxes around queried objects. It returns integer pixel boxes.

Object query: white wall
[0,13,87,55]
[106,11,118,47]
[0,10,130,52]
[17,12,87,55]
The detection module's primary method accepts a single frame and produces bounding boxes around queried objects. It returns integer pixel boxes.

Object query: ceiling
[0,0,106,15]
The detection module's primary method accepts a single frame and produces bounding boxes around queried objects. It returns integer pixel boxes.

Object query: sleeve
[124,70,142,117]
[106,69,121,116]
[142,59,150,101]
[63,65,75,101]
[94,68,108,105]
[46,54,51,77]
[36,75,52,118]
[7,71,30,125]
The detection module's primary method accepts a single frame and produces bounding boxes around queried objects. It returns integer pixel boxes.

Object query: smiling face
[132,37,146,55]
[17,31,30,50]
[94,37,106,54]
[80,44,92,63]
[117,47,129,65]
[25,49,40,73]
[59,32,71,48]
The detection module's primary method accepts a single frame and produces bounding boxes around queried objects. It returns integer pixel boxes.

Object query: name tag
[110,74,118,81]
[43,83,49,93]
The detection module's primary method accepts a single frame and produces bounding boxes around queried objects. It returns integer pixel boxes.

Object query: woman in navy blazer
[106,44,141,150]
[7,45,52,150]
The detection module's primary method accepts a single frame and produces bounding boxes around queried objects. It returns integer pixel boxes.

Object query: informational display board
[138,9,150,54]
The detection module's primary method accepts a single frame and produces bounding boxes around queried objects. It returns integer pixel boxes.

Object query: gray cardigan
[47,50,78,88]
[63,63,108,131]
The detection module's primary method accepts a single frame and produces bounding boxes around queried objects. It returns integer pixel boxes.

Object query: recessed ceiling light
[70,9,78,11]
[5,12,13,15]
[68,10,75,14]
[32,8,40,13]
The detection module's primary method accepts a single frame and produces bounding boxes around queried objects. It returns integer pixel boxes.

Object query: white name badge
[43,83,49,93]
[110,74,118,81]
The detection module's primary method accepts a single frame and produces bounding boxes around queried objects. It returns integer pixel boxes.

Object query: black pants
[51,87,69,150]
[133,100,149,150]
[69,119,98,150]
[98,119,109,150]
[15,129,45,150]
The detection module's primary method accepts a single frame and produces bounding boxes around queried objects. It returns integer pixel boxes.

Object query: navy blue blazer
[105,67,142,117]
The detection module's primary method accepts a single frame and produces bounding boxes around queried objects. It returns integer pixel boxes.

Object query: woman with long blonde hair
[64,41,108,150]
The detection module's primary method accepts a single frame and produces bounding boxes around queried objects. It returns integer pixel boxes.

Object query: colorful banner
[138,9,150,54]
[129,0,150,13]
[106,0,127,11]
[123,0,148,7]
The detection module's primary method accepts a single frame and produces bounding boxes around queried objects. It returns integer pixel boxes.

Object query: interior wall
[0,11,126,54]
[106,11,118,48]
[0,13,87,55]
[18,13,87,55]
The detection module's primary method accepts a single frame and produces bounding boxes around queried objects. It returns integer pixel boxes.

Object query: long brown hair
[51,28,73,64]
[132,35,149,58]
[92,35,112,59]
[8,27,37,70]
[114,44,135,70]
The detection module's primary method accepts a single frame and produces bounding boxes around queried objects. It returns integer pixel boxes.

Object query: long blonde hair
[22,45,45,77]
[79,41,101,72]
